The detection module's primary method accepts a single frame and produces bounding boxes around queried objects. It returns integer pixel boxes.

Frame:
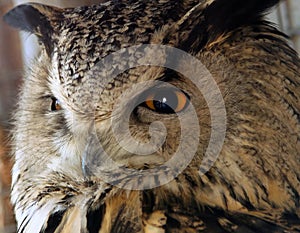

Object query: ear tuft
[204,0,280,40]
[3,3,63,55]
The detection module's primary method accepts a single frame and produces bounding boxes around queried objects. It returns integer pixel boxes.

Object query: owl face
[4,0,300,232]
[6,1,223,189]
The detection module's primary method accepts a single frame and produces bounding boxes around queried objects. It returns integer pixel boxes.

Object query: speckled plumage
[3,0,300,232]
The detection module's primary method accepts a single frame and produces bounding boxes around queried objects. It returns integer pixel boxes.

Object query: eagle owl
[3,0,300,232]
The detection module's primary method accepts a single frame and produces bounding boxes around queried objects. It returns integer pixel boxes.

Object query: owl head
[4,0,300,232]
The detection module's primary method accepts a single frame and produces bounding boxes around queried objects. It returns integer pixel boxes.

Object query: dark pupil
[153,90,178,113]
[51,98,59,111]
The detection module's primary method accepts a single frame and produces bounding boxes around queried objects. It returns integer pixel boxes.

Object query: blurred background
[0,0,299,232]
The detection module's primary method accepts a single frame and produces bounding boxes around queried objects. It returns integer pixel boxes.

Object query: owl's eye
[143,88,189,114]
[51,98,62,111]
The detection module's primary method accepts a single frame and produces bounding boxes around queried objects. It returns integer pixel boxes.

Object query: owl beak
[82,130,109,178]
[81,130,173,190]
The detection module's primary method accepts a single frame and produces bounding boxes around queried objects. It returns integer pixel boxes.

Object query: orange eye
[143,89,189,114]
[51,98,62,111]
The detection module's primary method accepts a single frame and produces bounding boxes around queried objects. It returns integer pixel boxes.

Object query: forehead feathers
[4,0,280,97]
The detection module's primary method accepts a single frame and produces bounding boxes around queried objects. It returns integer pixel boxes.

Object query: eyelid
[39,94,54,100]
